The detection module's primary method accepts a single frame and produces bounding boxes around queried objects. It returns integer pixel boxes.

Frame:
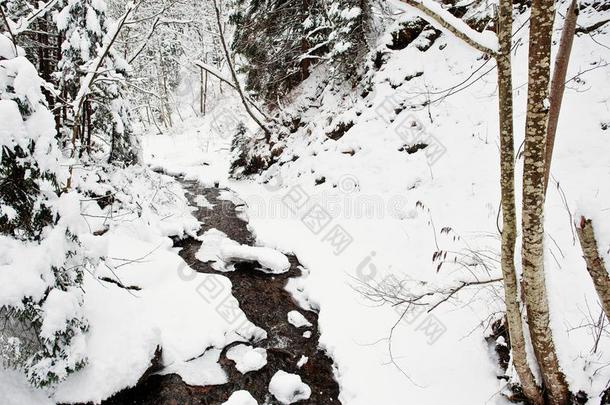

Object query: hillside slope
[224,0,610,403]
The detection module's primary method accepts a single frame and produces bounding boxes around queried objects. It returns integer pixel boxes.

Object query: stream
[100,178,341,405]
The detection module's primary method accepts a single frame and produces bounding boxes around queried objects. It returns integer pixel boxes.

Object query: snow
[220,244,290,274]
[40,289,82,341]
[287,311,312,328]
[196,228,238,271]
[46,166,259,403]
[0,368,53,405]
[0,236,49,307]
[226,344,267,374]
[221,390,258,405]
[195,194,214,209]
[0,34,16,59]
[193,60,233,85]
[52,227,261,403]
[268,370,312,404]
[196,228,290,274]
[160,348,227,386]
[297,356,308,368]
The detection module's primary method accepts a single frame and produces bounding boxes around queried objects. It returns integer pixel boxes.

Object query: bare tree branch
[211,0,272,139]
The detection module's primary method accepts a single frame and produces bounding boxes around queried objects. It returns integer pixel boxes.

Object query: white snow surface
[160,348,227,386]
[0,368,53,405]
[268,370,312,404]
[195,194,214,209]
[297,356,308,368]
[220,244,290,274]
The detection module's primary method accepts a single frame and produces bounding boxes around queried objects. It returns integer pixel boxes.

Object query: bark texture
[544,0,578,193]
[576,217,610,319]
[497,1,544,403]
[521,0,571,403]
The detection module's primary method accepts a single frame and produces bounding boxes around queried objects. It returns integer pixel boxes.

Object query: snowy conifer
[0,33,95,387]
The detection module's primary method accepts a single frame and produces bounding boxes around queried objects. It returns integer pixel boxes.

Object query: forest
[0,0,609,404]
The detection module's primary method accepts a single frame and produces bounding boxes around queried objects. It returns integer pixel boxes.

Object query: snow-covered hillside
[189,0,610,403]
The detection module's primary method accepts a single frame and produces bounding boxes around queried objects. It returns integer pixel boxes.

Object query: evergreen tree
[0,33,94,387]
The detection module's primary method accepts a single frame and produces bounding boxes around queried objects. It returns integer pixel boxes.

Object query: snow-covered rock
[160,348,227,386]
[287,311,312,328]
[268,370,311,404]
[221,390,258,405]
[196,228,290,274]
[220,244,290,274]
[297,356,308,368]
[226,344,267,374]
[194,194,214,209]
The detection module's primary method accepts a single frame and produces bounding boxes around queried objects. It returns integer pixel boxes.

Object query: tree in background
[230,0,372,104]
[55,0,138,164]
[106,0,228,131]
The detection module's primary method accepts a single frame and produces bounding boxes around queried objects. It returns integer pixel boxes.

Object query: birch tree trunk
[497,1,544,403]
[576,217,610,319]
[521,0,570,403]
[544,0,578,194]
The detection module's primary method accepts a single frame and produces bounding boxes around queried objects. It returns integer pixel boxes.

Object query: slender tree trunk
[576,217,610,319]
[199,69,205,115]
[497,1,544,403]
[162,70,172,127]
[86,100,92,155]
[211,0,271,139]
[521,0,570,403]
[543,0,578,194]
[203,70,208,115]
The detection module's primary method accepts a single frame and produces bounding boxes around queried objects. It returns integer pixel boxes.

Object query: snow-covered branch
[394,0,498,56]
[8,0,59,35]
[356,275,502,314]
[72,1,142,115]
